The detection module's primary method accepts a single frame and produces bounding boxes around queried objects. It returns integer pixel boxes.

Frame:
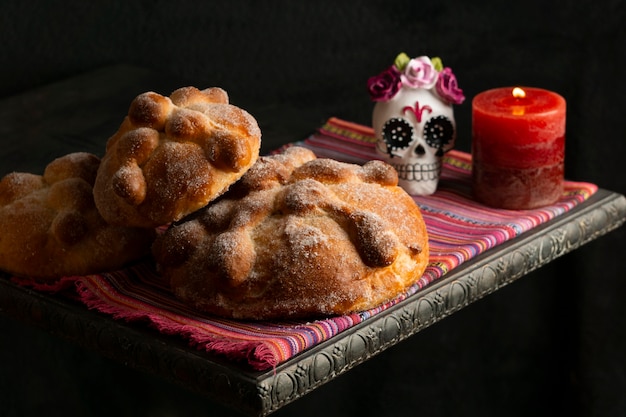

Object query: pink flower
[367,66,402,101]
[435,67,465,105]
[401,56,437,89]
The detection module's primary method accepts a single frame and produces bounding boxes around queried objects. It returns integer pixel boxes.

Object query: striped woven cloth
[11,117,598,370]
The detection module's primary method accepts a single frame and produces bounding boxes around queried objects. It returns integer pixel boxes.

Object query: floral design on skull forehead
[367,52,465,105]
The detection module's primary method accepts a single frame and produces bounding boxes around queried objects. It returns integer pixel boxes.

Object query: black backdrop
[1,1,624,416]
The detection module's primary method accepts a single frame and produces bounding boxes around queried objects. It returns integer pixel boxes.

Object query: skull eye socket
[423,115,454,150]
[382,118,413,152]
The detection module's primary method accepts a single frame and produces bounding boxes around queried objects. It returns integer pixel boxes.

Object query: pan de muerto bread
[93,86,261,228]
[0,153,156,280]
[152,146,429,320]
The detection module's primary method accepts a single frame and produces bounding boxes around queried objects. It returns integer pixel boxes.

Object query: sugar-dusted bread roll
[0,153,156,280]
[153,147,429,320]
[93,86,261,228]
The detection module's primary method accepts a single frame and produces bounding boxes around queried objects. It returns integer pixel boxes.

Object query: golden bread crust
[153,147,429,320]
[93,86,261,228]
[0,153,155,280]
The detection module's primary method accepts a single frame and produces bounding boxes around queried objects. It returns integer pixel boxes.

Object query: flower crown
[367,52,465,105]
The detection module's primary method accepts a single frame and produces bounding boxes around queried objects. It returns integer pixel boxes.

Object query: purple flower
[367,66,402,101]
[435,67,465,105]
[401,56,437,89]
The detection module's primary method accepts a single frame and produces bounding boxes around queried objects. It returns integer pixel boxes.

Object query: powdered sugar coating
[94,86,261,228]
[0,152,156,280]
[154,146,429,320]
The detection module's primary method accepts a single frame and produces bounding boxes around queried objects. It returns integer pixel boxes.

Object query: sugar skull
[368,53,465,195]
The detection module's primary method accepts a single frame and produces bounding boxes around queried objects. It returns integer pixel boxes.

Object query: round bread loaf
[93,86,261,228]
[153,147,429,320]
[0,152,156,280]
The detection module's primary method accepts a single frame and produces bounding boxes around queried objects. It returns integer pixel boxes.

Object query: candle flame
[512,87,526,99]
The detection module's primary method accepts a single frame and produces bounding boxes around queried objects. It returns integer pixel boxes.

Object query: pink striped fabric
[11,117,598,370]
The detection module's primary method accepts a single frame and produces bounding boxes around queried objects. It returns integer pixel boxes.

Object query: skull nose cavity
[415,144,426,156]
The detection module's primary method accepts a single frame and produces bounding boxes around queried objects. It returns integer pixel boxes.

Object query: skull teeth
[390,161,442,181]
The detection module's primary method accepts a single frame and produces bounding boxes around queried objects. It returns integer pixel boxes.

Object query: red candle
[471,86,566,209]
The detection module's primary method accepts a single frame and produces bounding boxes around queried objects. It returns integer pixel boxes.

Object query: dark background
[1,1,624,416]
